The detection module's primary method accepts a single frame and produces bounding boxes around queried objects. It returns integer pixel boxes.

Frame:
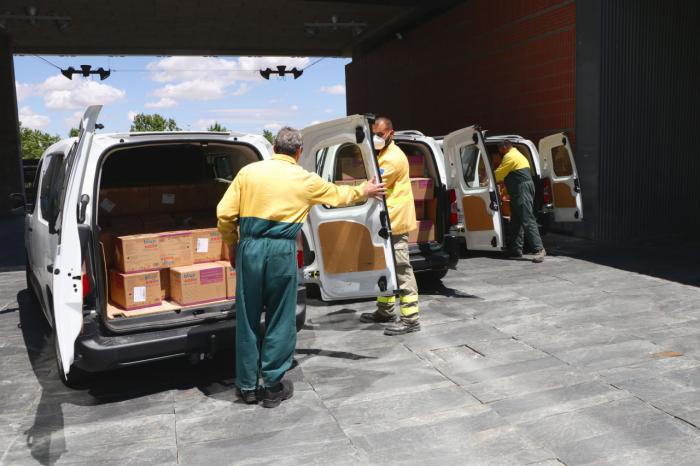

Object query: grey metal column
[574,0,602,240]
[0,31,24,215]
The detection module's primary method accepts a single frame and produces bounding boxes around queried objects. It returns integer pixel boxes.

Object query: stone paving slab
[2,220,700,465]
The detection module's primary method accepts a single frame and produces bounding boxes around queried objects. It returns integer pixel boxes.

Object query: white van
[18,106,400,386]
[437,126,583,252]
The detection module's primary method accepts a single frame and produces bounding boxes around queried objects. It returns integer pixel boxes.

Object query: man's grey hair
[274,126,303,156]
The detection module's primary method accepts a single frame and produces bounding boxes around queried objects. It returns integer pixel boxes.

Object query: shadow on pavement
[0,215,25,272]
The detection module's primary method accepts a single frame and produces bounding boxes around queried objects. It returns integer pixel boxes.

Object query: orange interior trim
[318,221,386,274]
[462,196,494,231]
[553,182,578,208]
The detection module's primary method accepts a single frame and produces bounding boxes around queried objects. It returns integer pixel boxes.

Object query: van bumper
[408,235,460,272]
[74,286,307,372]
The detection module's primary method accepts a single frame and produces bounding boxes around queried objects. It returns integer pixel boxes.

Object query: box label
[133,286,146,303]
[196,237,209,253]
[162,193,176,205]
[100,198,116,213]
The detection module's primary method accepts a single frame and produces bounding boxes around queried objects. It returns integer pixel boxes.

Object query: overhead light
[61,66,75,79]
[304,26,317,38]
[304,16,367,37]
[259,66,303,80]
[56,19,71,31]
[26,6,37,25]
[396,32,404,40]
[60,65,112,80]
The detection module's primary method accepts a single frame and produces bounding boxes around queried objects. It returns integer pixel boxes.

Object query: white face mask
[373,134,386,151]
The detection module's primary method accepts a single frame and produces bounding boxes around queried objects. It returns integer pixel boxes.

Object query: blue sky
[13,55,350,137]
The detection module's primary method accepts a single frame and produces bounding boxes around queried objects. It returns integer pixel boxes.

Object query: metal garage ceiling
[1,1,462,56]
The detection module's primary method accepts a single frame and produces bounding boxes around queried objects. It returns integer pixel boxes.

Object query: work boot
[532,248,546,263]
[360,311,397,324]
[262,380,294,408]
[384,317,421,336]
[237,387,258,404]
[506,250,523,259]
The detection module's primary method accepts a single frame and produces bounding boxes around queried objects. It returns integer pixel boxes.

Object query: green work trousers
[507,177,544,254]
[235,236,298,390]
[376,234,419,320]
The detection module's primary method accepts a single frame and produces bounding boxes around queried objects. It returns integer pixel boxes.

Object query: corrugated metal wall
[597,0,700,241]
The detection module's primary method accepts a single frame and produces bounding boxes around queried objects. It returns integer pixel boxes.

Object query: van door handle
[46,264,53,273]
[27,227,33,232]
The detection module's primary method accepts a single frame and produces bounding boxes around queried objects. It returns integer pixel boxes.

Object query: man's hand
[363,176,387,200]
[228,244,237,269]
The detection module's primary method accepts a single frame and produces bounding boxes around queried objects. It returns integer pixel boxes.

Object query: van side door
[538,133,583,222]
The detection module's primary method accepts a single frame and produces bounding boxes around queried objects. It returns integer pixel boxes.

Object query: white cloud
[264,122,283,131]
[63,110,84,129]
[32,74,126,110]
[290,105,299,111]
[320,84,346,95]
[145,97,178,108]
[308,120,322,126]
[324,108,335,114]
[127,111,138,122]
[145,56,310,106]
[15,82,33,102]
[18,106,50,129]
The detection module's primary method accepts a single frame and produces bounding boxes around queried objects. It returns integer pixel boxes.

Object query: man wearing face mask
[360,117,421,335]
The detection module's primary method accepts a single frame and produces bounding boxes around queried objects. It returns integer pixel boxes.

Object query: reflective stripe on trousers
[376,234,419,320]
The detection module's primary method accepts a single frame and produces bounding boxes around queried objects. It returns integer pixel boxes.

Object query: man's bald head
[374,117,393,131]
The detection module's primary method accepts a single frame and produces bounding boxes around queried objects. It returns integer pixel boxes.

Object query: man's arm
[217,174,242,266]
[494,154,516,183]
[306,172,385,207]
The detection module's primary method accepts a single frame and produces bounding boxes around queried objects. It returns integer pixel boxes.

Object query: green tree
[207,122,227,132]
[129,113,180,132]
[69,127,79,137]
[19,122,60,159]
[263,129,274,144]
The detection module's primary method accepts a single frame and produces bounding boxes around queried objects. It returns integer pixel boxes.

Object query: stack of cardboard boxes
[100,181,237,317]
[407,153,436,243]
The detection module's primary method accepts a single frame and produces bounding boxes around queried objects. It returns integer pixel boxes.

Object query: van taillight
[542,178,552,205]
[82,272,91,298]
[297,250,304,269]
[448,189,459,225]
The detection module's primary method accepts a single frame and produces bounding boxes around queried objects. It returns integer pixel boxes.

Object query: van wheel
[52,324,89,388]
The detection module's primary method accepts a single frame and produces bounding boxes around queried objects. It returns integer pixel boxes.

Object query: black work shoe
[506,250,523,259]
[262,380,294,408]
[384,318,421,336]
[360,312,398,324]
[237,388,258,404]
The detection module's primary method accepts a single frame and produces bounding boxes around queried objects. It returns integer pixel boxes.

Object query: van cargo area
[94,141,258,331]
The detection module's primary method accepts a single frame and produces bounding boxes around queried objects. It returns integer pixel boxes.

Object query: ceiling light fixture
[259,65,304,80]
[304,16,366,37]
[61,65,111,80]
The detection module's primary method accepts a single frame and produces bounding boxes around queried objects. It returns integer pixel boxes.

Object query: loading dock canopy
[2,0,460,56]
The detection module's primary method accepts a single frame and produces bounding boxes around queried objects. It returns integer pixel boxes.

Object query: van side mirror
[9,192,26,211]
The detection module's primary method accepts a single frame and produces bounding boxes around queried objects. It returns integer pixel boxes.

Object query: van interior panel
[462,196,495,231]
[553,182,578,208]
[318,221,386,274]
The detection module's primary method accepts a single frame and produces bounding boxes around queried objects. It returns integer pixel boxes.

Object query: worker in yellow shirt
[217,127,386,407]
[359,117,421,335]
[494,140,546,263]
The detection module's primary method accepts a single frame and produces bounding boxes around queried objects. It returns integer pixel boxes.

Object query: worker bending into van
[217,127,386,407]
[494,140,546,263]
[360,117,421,335]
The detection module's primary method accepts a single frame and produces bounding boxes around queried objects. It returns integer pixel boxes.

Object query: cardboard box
[99,187,151,216]
[158,230,193,268]
[169,263,226,306]
[149,185,182,213]
[159,268,170,300]
[142,214,175,233]
[339,157,366,180]
[115,233,161,273]
[414,200,426,220]
[109,269,161,310]
[221,241,232,262]
[191,228,223,263]
[410,177,434,200]
[407,155,425,178]
[408,220,435,244]
[217,261,237,299]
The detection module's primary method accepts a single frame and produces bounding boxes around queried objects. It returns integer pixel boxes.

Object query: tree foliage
[69,127,80,137]
[129,113,180,132]
[207,122,227,132]
[263,129,274,145]
[19,122,60,159]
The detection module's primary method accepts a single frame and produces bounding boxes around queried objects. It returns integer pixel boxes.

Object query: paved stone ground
[1,214,700,465]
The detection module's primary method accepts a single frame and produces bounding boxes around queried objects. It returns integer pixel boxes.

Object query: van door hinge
[355,126,365,144]
[378,276,387,292]
[378,211,390,239]
[491,236,497,247]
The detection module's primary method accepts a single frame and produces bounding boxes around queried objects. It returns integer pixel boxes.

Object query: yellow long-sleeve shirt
[377,141,417,235]
[217,154,366,245]
[494,147,531,183]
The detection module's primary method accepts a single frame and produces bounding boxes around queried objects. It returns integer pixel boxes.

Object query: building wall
[346,0,576,145]
[0,32,24,216]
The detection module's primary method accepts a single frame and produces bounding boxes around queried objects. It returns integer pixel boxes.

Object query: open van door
[51,105,101,378]
[538,133,583,222]
[300,115,398,301]
[444,126,505,251]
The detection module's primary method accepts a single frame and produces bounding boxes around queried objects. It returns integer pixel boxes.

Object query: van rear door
[300,115,398,301]
[51,105,101,377]
[444,126,505,251]
[538,133,583,222]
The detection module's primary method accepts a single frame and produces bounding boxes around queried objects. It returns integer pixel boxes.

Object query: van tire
[52,318,89,388]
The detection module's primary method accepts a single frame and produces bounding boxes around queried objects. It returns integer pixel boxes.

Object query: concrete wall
[346,0,576,144]
[0,33,24,215]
